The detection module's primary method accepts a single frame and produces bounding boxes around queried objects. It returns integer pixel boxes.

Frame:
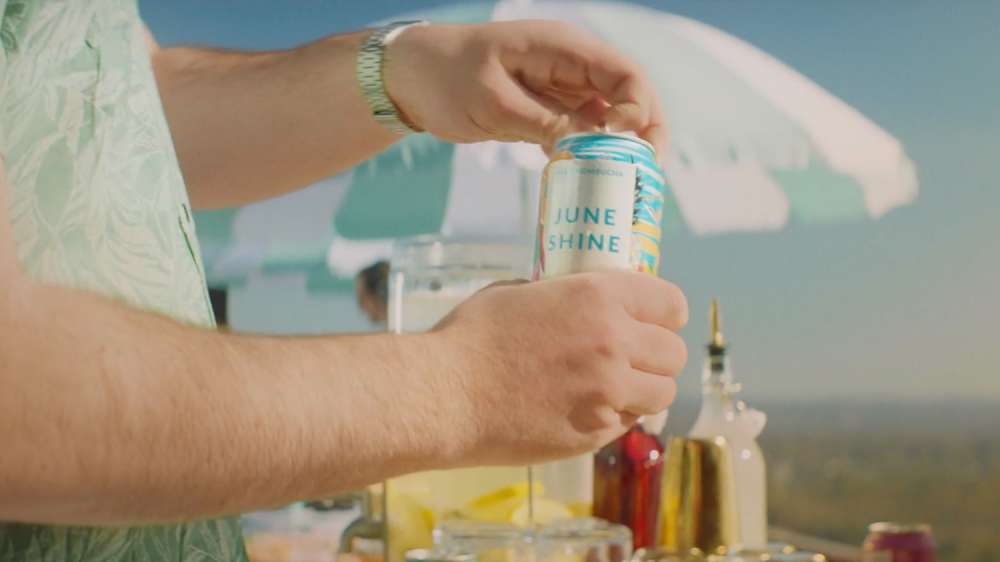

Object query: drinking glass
[385,235,536,562]
[535,518,633,562]
[435,521,534,562]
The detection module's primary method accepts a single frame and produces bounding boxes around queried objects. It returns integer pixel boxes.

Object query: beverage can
[862,522,935,562]
[533,132,665,280]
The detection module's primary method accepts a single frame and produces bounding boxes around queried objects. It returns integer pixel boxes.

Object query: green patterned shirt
[0,0,246,560]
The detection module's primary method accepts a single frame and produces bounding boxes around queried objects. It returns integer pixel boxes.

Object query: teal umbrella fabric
[194,0,918,297]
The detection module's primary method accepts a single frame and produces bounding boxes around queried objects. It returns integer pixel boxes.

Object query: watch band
[357,20,429,136]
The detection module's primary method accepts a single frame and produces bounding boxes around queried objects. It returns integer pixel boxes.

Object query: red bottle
[593,422,664,550]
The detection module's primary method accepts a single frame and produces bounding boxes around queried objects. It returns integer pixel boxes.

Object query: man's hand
[385,22,669,157]
[155,21,666,208]
[429,272,688,467]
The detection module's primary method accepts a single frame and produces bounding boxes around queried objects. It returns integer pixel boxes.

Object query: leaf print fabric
[0,1,247,561]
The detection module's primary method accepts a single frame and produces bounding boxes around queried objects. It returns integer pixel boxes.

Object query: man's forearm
[0,277,460,526]
[152,31,399,210]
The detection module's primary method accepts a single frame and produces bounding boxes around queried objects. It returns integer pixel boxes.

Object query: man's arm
[0,152,688,525]
[152,30,397,210]
[0,161,459,525]
[150,22,668,210]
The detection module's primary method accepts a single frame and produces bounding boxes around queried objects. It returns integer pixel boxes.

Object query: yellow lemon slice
[387,493,434,559]
[463,495,526,523]
[465,481,543,512]
[566,502,593,518]
[509,498,573,527]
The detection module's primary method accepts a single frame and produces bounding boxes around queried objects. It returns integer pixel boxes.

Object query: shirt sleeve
[0,0,8,156]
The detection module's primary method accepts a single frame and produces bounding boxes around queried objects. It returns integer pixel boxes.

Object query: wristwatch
[357,20,429,136]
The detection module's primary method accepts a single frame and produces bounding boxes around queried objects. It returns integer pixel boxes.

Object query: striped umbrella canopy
[194,0,918,296]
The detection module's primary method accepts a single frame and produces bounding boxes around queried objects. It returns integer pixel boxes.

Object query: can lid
[556,131,656,155]
[405,550,476,562]
[868,522,933,534]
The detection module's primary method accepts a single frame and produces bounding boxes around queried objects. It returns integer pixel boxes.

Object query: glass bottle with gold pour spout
[686,300,768,550]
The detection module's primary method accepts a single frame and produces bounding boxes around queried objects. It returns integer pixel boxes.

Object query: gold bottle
[658,436,741,557]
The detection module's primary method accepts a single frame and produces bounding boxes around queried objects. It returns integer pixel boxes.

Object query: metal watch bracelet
[356,20,428,136]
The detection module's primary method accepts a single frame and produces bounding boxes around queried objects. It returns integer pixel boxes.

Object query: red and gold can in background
[862,522,935,562]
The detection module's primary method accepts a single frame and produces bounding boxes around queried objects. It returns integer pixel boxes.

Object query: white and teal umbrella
[194,0,918,296]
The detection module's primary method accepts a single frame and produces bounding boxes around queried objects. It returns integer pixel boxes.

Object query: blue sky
[140,1,1000,403]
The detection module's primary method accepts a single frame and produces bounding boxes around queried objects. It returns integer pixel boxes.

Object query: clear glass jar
[435,519,632,562]
[387,234,532,333]
[385,235,536,562]
[435,521,534,562]
[536,518,633,562]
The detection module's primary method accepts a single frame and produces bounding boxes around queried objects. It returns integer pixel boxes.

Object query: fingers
[623,275,687,331]
[618,321,685,416]
[617,412,641,432]
[626,324,688,377]
[583,272,687,331]
[591,69,668,163]
[581,61,661,148]
[574,97,613,126]
[529,95,608,152]
[476,67,602,147]
[514,22,667,157]
[603,86,670,165]
[480,21,668,157]
[620,368,677,416]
